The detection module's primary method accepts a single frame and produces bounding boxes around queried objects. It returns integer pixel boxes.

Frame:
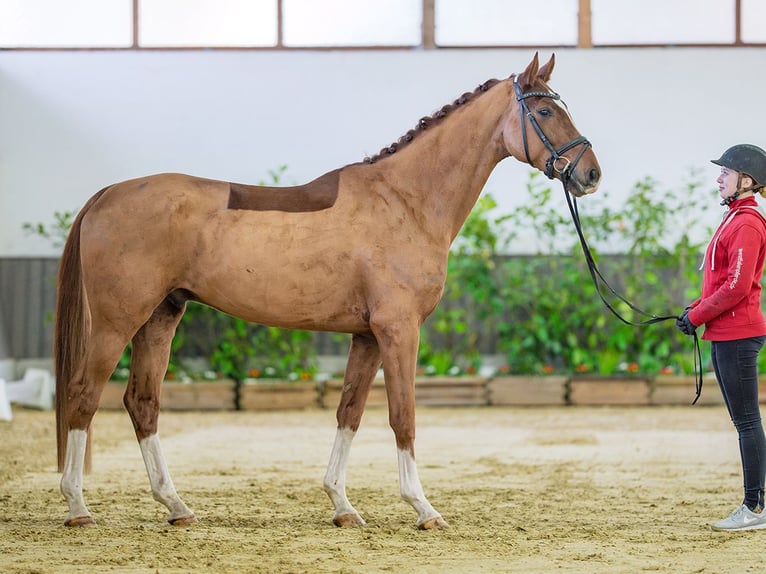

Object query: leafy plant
[494,170,715,375]
[419,194,506,374]
[22,210,76,249]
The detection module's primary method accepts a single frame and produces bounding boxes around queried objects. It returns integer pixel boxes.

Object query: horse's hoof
[418,516,450,530]
[332,512,366,528]
[64,515,96,527]
[168,514,198,527]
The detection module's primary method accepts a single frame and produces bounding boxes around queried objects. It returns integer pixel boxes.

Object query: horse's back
[75,172,371,330]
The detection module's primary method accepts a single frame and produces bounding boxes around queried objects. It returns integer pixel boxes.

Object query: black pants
[711,336,766,510]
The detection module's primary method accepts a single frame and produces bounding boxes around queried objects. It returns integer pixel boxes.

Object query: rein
[512,76,704,404]
[564,191,704,405]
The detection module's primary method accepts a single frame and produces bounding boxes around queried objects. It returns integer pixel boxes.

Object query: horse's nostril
[588,167,600,184]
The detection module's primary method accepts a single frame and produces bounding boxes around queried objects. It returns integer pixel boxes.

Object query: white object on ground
[0,378,12,421]
[6,368,54,410]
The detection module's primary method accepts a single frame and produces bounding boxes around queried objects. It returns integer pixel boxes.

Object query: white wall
[1,47,764,256]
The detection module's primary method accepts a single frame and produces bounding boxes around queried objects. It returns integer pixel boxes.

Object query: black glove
[676,310,696,336]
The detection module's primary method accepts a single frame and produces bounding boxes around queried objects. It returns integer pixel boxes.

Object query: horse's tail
[55,186,111,473]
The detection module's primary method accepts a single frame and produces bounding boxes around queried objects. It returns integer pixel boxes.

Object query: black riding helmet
[711,144,766,187]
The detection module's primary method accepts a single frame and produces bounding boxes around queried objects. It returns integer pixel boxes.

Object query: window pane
[592,0,735,44]
[435,0,578,46]
[0,0,132,48]
[139,0,277,47]
[283,0,421,46]
[742,0,766,43]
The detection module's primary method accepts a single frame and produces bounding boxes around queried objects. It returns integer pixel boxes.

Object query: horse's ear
[517,52,540,90]
[537,53,555,83]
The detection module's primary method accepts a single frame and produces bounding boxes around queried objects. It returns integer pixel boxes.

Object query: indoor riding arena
[2,403,764,573]
[2,2,766,574]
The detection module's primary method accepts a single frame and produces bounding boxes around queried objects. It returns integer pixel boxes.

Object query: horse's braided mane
[362,78,502,165]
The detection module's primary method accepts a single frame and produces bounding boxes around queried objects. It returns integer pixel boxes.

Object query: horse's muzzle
[568,165,601,197]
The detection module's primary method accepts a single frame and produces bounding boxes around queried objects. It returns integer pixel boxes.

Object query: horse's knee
[123,391,160,437]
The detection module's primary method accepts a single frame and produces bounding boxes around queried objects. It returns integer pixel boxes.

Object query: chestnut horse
[55,53,600,529]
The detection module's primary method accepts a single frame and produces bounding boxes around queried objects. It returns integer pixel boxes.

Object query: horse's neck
[373,83,511,243]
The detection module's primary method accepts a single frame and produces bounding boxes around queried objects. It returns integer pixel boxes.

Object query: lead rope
[562,186,704,404]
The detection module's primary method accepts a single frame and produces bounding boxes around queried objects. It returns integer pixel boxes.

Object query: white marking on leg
[323,427,365,524]
[60,429,91,521]
[139,434,194,522]
[397,448,441,526]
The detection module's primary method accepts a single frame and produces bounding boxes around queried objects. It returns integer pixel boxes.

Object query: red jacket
[687,196,766,341]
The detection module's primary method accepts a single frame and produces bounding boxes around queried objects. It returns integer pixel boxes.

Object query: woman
[677,143,766,531]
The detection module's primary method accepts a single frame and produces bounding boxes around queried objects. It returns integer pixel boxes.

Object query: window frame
[0,0,763,51]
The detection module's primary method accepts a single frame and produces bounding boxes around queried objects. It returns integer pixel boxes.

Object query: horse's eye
[538,108,552,118]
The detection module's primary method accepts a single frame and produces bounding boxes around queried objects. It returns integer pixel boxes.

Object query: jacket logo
[729,248,744,289]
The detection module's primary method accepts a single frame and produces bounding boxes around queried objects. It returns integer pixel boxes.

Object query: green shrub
[420,170,717,376]
[492,171,714,375]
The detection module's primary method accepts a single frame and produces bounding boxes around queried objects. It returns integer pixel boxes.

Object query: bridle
[513,76,591,192]
[512,75,705,404]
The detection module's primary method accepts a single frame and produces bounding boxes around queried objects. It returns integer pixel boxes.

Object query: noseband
[513,77,591,190]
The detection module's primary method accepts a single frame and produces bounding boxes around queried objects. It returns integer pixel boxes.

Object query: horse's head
[503,53,601,197]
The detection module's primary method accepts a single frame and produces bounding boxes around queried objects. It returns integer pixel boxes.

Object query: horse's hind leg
[323,333,381,527]
[124,297,196,526]
[61,326,132,526]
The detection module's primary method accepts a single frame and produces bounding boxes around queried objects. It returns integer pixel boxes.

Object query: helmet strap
[721,192,740,206]
[721,173,760,206]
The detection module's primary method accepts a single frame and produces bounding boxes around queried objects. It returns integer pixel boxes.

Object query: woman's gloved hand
[676,310,697,336]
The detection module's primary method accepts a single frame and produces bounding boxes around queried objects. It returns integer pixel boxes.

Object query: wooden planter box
[322,376,489,408]
[487,375,568,406]
[569,375,651,406]
[651,374,724,406]
[161,380,236,411]
[100,380,237,411]
[414,376,488,407]
[100,381,127,410]
[320,377,387,409]
[240,380,319,411]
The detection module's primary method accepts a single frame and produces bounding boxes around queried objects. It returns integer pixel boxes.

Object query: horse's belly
[191,262,370,333]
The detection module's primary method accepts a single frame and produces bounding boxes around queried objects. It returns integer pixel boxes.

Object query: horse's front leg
[373,316,449,530]
[136,434,196,525]
[126,302,196,526]
[324,333,381,527]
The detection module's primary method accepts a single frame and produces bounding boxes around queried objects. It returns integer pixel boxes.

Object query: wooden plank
[578,0,592,48]
[569,377,651,406]
[488,376,568,406]
[422,0,435,49]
